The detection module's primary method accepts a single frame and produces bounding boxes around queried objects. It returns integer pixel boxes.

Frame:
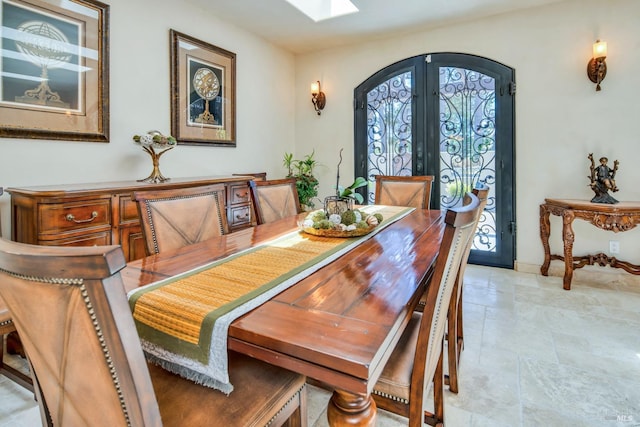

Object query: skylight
[285,0,359,22]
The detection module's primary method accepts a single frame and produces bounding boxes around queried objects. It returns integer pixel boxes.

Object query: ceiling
[186,0,569,54]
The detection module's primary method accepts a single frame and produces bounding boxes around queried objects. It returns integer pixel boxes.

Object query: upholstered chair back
[374,175,434,209]
[250,178,302,225]
[134,184,229,255]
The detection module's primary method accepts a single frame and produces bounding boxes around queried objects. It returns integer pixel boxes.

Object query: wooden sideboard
[7,176,253,262]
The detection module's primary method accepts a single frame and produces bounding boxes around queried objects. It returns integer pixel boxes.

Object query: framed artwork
[0,0,109,142]
[170,29,236,146]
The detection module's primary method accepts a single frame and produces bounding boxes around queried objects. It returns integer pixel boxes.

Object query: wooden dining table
[121,207,444,426]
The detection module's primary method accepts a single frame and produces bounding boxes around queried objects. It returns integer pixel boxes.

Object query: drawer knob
[66,211,98,224]
[235,191,248,198]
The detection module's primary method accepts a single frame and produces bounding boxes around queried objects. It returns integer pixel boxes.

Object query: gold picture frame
[0,0,109,142]
[170,29,236,146]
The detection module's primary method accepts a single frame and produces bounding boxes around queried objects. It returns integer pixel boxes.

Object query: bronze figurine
[588,153,619,204]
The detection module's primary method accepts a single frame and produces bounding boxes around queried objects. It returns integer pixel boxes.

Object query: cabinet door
[120,226,147,261]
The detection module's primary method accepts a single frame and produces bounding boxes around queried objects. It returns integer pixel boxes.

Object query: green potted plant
[325,149,368,215]
[283,151,319,209]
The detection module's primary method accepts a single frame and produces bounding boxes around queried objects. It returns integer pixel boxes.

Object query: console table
[7,176,253,262]
[539,198,640,290]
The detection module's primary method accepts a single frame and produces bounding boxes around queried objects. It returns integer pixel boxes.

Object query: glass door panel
[365,71,413,202]
[438,66,497,253]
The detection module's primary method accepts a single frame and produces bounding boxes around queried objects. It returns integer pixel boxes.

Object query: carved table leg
[327,389,376,426]
[540,204,552,275]
[561,209,576,290]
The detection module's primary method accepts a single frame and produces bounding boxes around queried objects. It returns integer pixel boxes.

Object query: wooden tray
[302,225,376,238]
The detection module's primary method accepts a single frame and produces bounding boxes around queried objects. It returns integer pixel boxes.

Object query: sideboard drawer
[229,184,250,204]
[38,200,111,235]
[229,205,251,227]
[39,231,111,247]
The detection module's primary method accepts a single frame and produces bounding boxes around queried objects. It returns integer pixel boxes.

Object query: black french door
[354,53,516,268]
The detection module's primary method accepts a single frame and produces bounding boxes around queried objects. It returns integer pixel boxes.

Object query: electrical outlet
[609,240,620,254]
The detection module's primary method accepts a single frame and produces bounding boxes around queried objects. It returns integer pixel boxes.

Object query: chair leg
[434,343,444,424]
[6,331,26,357]
[446,310,459,393]
[456,289,465,357]
[424,342,445,426]
[445,277,461,393]
[0,333,34,392]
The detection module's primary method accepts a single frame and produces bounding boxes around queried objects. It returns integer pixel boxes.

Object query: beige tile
[514,282,601,312]
[464,283,515,311]
[446,345,521,425]
[555,345,640,384]
[519,357,640,425]
[305,384,332,425]
[0,377,38,427]
[522,402,602,427]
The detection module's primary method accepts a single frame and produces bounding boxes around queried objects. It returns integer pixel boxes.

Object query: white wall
[0,0,296,237]
[294,0,640,271]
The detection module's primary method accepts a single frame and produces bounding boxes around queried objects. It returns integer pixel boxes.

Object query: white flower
[139,134,153,146]
[303,219,314,228]
[328,214,341,224]
[346,224,357,231]
[354,211,362,222]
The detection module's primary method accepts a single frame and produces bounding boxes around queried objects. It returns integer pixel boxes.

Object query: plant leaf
[347,177,367,190]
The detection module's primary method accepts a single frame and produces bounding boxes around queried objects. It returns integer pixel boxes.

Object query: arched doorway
[354,53,515,268]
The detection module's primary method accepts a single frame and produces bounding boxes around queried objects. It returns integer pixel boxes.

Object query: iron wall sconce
[587,40,607,91]
[311,81,326,115]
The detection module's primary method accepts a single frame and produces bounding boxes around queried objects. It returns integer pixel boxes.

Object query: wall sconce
[310,81,326,115]
[587,40,607,91]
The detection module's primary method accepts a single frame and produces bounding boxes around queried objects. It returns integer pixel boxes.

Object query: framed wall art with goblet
[0,0,109,142]
[170,29,236,146]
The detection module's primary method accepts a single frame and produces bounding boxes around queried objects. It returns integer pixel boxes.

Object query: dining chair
[0,193,34,392]
[446,183,490,393]
[0,239,307,427]
[374,175,434,208]
[250,178,302,225]
[372,193,481,426]
[133,184,230,255]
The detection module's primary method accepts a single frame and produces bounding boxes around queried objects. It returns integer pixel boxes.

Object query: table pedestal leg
[561,210,576,290]
[540,204,552,275]
[327,389,376,426]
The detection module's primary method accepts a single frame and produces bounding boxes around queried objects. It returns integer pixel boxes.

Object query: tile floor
[1,265,639,426]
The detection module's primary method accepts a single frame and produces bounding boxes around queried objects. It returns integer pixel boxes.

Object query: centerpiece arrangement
[300,149,382,237]
[133,130,177,183]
